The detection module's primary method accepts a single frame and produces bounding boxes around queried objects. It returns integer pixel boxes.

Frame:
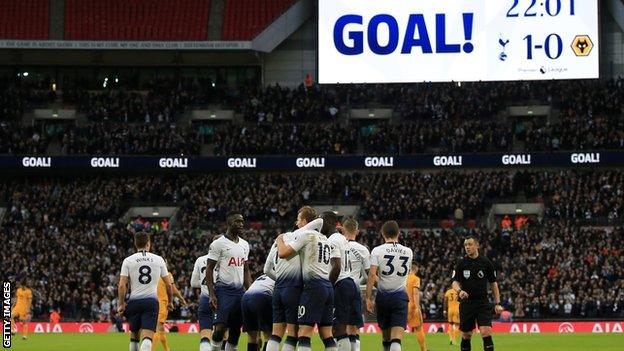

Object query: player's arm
[488,262,503,313]
[204,259,218,309]
[190,260,202,288]
[263,246,277,280]
[365,264,378,313]
[162,267,174,310]
[168,274,187,306]
[412,281,421,311]
[117,275,129,315]
[452,261,468,299]
[329,257,341,285]
[117,259,130,314]
[276,234,296,258]
[243,260,252,289]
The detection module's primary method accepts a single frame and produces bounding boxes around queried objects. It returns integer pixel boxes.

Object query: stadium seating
[2,171,623,321]
[0,0,49,39]
[64,0,210,40]
[222,0,294,40]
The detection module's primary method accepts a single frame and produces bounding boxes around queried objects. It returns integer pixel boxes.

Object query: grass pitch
[6,332,621,351]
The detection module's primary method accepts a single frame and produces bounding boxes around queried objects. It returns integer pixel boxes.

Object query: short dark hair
[381,220,400,238]
[226,210,242,220]
[134,231,150,249]
[320,211,339,235]
[464,235,480,244]
[298,206,318,223]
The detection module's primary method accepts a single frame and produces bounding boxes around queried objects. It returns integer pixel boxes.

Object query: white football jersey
[348,240,371,284]
[328,232,352,282]
[370,242,413,293]
[263,218,324,287]
[264,232,301,287]
[120,250,169,300]
[207,236,249,289]
[190,254,211,297]
[289,228,341,284]
[246,275,275,295]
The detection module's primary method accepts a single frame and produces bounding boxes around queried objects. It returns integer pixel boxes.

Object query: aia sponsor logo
[558,322,574,333]
[79,323,94,333]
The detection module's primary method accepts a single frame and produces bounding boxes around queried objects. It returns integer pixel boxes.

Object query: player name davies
[90,157,120,168]
[159,158,188,168]
[227,157,257,168]
[384,246,409,254]
[22,157,51,167]
[296,157,325,168]
[502,154,531,165]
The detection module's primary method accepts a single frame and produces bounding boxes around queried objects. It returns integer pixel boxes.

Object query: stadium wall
[603,4,624,78]
[261,17,316,87]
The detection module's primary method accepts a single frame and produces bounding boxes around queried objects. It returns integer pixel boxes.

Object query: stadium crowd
[59,123,201,156]
[2,170,623,322]
[2,77,624,155]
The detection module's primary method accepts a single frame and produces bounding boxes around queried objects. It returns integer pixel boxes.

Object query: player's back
[371,242,413,293]
[268,232,302,287]
[120,250,168,301]
[445,289,460,309]
[348,240,371,283]
[328,232,352,282]
[291,229,339,286]
[191,254,211,298]
[246,274,275,296]
[16,287,33,307]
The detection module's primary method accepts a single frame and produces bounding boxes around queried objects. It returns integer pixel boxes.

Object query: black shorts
[333,278,363,327]
[124,298,159,333]
[459,301,492,332]
[242,292,273,333]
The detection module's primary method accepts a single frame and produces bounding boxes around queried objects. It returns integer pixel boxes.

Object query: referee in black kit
[451,236,502,351]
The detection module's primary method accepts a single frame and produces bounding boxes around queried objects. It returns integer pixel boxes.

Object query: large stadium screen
[318,0,599,83]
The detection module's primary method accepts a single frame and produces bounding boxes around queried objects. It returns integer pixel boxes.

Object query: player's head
[411,262,419,274]
[134,231,151,250]
[226,211,244,236]
[464,236,480,257]
[381,220,400,240]
[320,211,339,236]
[342,217,359,239]
[296,206,317,228]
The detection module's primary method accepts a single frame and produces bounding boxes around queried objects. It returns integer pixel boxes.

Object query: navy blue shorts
[242,292,273,332]
[375,290,408,330]
[214,286,244,330]
[333,278,363,327]
[198,295,214,331]
[272,285,302,324]
[124,298,159,333]
[297,281,334,327]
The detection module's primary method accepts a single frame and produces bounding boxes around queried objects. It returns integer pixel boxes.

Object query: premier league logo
[463,270,471,279]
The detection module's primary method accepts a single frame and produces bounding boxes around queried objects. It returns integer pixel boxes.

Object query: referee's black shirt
[452,255,497,302]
